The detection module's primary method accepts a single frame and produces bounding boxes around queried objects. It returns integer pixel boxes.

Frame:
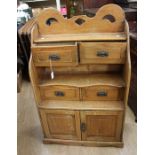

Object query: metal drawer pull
[97,91,107,96]
[96,51,109,57]
[49,54,60,61]
[55,91,65,96]
[80,123,86,132]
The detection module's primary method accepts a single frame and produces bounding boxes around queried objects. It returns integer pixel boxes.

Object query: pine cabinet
[29,4,131,147]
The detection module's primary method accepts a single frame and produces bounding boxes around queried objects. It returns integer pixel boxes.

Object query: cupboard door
[80,111,123,142]
[40,109,81,140]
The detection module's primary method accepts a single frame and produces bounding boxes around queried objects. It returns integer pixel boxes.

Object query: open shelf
[39,100,124,111]
[39,73,125,88]
[34,33,127,43]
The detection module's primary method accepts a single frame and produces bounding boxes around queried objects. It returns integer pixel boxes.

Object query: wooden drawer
[82,86,123,101]
[79,42,126,64]
[32,42,78,66]
[40,85,80,101]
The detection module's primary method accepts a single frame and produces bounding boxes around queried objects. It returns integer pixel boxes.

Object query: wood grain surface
[29,4,131,148]
[31,4,127,43]
[36,4,125,35]
[17,81,137,155]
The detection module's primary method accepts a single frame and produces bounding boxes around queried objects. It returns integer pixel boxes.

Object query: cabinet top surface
[39,100,124,111]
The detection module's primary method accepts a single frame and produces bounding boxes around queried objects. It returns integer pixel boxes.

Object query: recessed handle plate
[49,54,60,61]
[54,91,65,97]
[96,51,109,57]
[97,91,107,97]
[80,123,86,132]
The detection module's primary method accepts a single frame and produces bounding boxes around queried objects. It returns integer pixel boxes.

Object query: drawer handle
[54,91,65,97]
[96,51,109,57]
[97,91,107,97]
[80,123,86,132]
[49,54,60,61]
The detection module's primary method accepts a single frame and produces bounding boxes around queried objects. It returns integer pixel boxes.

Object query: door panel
[80,111,123,141]
[40,109,81,140]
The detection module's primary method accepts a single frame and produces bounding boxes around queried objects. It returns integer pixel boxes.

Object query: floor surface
[17,81,137,155]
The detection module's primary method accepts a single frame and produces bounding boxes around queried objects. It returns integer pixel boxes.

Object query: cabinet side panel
[29,55,41,104]
[122,21,131,140]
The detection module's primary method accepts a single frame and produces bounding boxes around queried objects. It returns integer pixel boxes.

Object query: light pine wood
[43,138,123,147]
[35,4,125,35]
[80,111,123,142]
[34,33,127,43]
[26,18,36,40]
[29,4,131,147]
[18,81,137,155]
[37,64,122,76]
[123,21,131,107]
[38,73,125,101]
[31,4,127,43]
[39,73,125,87]
[39,109,81,140]
[40,85,80,101]
[82,86,124,101]
[29,55,41,103]
[39,109,124,143]
[88,64,122,73]
[39,100,124,111]
[80,42,127,64]
[121,21,132,141]
[31,24,39,45]
[32,42,78,66]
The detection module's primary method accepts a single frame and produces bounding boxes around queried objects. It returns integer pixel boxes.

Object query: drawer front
[40,85,80,101]
[80,42,126,64]
[32,44,78,66]
[82,86,123,101]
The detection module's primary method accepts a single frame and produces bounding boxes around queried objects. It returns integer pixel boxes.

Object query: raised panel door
[40,109,81,140]
[80,110,123,142]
